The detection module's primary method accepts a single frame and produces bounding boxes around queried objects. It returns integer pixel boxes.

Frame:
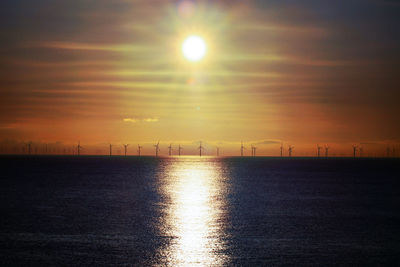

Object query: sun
[182,35,207,62]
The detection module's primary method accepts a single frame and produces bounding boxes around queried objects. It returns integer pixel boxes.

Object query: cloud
[218,53,373,67]
[236,23,328,38]
[256,140,281,145]
[123,118,138,123]
[31,41,152,52]
[123,117,158,123]
[359,142,389,146]
[143,118,159,122]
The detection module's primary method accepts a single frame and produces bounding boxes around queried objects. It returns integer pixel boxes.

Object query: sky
[0,0,399,155]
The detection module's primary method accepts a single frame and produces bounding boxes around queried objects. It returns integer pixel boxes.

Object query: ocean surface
[0,156,399,266]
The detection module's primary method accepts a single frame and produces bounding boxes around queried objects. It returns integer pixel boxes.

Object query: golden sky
[0,0,399,155]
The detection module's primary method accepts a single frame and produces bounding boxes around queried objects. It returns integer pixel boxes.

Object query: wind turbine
[109,144,113,156]
[216,146,220,156]
[352,145,358,158]
[280,142,283,157]
[137,144,142,156]
[198,141,204,157]
[27,141,32,155]
[240,141,246,157]
[288,145,294,157]
[77,141,83,156]
[154,141,160,157]
[325,145,329,158]
[178,144,183,156]
[123,144,129,156]
[317,144,322,158]
[168,143,173,156]
[251,144,257,157]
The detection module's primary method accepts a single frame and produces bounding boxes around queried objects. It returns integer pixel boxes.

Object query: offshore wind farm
[1,0,400,266]
[2,138,400,158]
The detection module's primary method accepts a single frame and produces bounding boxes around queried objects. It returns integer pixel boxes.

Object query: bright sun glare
[182,35,206,62]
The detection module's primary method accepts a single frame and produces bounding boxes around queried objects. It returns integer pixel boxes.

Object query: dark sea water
[0,156,399,266]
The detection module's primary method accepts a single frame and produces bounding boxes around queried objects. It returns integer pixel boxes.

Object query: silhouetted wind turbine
[359,146,364,157]
[168,143,173,156]
[352,145,358,158]
[251,144,257,157]
[198,141,204,157]
[154,141,160,157]
[178,144,183,156]
[280,142,283,157]
[27,141,32,155]
[77,141,82,156]
[216,146,220,156]
[325,145,329,158]
[317,144,322,158]
[123,144,129,156]
[240,141,245,157]
[137,144,142,156]
[288,145,294,157]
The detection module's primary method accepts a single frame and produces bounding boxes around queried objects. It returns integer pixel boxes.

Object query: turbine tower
[325,145,329,158]
[359,146,363,157]
[288,145,294,157]
[168,143,173,156]
[240,141,245,157]
[109,144,112,156]
[137,144,142,156]
[317,144,322,158]
[280,142,283,157]
[216,147,220,157]
[154,141,160,157]
[251,144,257,157]
[352,145,358,158]
[178,144,183,156]
[198,141,204,157]
[77,141,82,156]
[123,144,129,156]
[27,141,32,155]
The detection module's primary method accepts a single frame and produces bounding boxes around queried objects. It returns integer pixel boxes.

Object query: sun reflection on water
[160,157,228,266]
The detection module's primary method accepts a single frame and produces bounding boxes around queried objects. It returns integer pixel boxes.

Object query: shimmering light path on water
[0,156,399,266]
[159,157,229,266]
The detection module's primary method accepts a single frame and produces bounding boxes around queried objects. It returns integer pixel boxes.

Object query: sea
[0,156,399,266]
